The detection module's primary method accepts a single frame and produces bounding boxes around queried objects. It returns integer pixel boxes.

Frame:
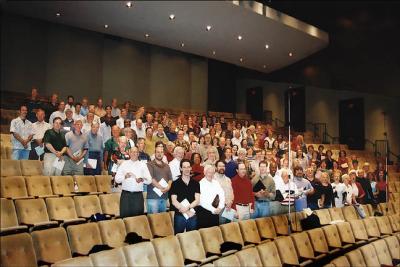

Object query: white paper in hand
[88,159,97,169]
[159,178,168,188]
[53,158,65,170]
[180,199,196,220]
[221,208,235,221]
[153,187,163,197]
[35,146,44,156]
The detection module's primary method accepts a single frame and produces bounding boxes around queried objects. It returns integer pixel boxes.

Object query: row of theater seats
[1,209,399,267]
[0,159,44,177]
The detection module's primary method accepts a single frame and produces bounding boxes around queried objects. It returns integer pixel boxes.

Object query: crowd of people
[8,88,388,233]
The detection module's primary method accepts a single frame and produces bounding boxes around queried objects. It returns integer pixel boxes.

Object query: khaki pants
[43,153,63,176]
[62,156,84,176]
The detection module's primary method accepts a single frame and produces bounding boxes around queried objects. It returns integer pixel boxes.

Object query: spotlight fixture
[237,35,243,40]
[265,44,269,49]
[212,50,216,55]
[144,33,150,38]
[263,65,267,68]
[56,12,61,17]
[126,1,132,8]
[104,24,109,29]
[289,52,293,57]
[239,57,243,62]
[169,14,175,20]
[180,42,185,47]
[206,25,212,31]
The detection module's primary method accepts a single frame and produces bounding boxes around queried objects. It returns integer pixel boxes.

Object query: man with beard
[214,160,234,224]
[292,166,314,211]
[251,161,276,218]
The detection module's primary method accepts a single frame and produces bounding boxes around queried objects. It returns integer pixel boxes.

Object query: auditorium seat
[359,243,381,267]
[388,214,400,232]
[74,195,103,219]
[147,212,174,237]
[328,207,345,221]
[349,219,378,242]
[307,228,340,255]
[20,160,43,176]
[199,226,237,257]
[99,193,120,217]
[94,175,112,193]
[362,217,384,238]
[384,236,400,261]
[288,211,305,232]
[45,197,85,225]
[235,247,263,267]
[98,219,127,248]
[152,236,185,267]
[74,175,100,194]
[0,176,31,199]
[0,232,38,267]
[123,242,159,266]
[372,239,393,266]
[14,198,58,230]
[345,249,366,266]
[67,222,103,256]
[365,204,374,216]
[212,254,240,267]
[25,175,57,198]
[272,214,290,235]
[31,227,72,265]
[291,231,327,261]
[275,235,313,266]
[90,247,127,267]
[330,256,350,267]
[123,215,153,240]
[342,206,359,221]
[238,219,269,245]
[220,222,253,249]
[177,230,218,264]
[315,209,332,225]
[335,222,366,246]
[256,240,283,267]
[1,159,22,177]
[322,224,353,250]
[52,256,93,267]
[255,217,278,240]
[0,198,28,234]
[375,216,393,235]
[379,202,388,215]
[50,176,75,196]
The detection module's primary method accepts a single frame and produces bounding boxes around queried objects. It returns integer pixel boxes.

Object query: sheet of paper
[53,158,65,170]
[236,205,250,221]
[63,127,71,131]
[159,178,168,188]
[180,199,196,220]
[153,187,163,197]
[221,208,236,221]
[35,145,44,156]
[87,158,97,169]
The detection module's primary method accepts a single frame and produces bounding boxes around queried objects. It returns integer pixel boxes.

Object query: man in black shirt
[44,93,58,122]
[43,117,68,175]
[170,159,200,234]
[24,87,42,123]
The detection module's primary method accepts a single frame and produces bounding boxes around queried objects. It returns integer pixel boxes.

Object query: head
[137,138,145,151]
[31,87,38,99]
[320,172,329,184]
[91,122,100,135]
[120,108,127,119]
[128,146,139,161]
[349,170,357,181]
[154,145,164,161]
[118,136,128,151]
[281,170,289,183]
[166,141,175,153]
[173,146,185,160]
[216,160,226,174]
[58,101,65,112]
[136,119,143,129]
[191,153,202,165]
[180,159,192,177]
[204,164,216,180]
[111,98,118,108]
[53,117,63,131]
[75,103,81,114]
[111,125,121,139]
[67,95,74,105]
[305,167,314,180]
[259,161,268,175]
[342,174,350,185]
[145,127,153,138]
[50,93,58,104]
[357,169,365,178]
[237,162,247,178]
[97,98,103,108]
[204,133,212,145]
[65,109,73,119]
[87,112,94,123]
[74,120,83,133]
[88,105,95,113]
[177,130,184,141]
[35,109,45,122]
[81,97,88,107]
[333,170,342,183]
[294,166,304,178]
[105,105,112,116]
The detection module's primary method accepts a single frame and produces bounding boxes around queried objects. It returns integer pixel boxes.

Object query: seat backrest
[345,249,366,266]
[328,207,345,221]
[123,215,153,240]
[98,219,127,248]
[67,222,103,255]
[372,239,393,266]
[177,230,207,262]
[147,212,174,237]
[1,159,22,176]
[342,206,358,221]
[0,176,29,199]
[99,193,120,217]
[288,211,305,232]
[152,236,185,267]
[46,197,78,221]
[31,227,72,264]
[388,214,400,232]
[219,222,244,246]
[307,228,329,253]
[366,204,374,216]
[384,236,400,260]
[274,236,300,265]
[74,175,97,193]
[272,215,289,235]
[235,247,263,267]
[213,254,240,267]
[335,222,356,244]
[20,160,43,176]
[361,204,370,217]
[25,176,54,197]
[199,226,225,255]
[291,231,316,259]
[74,195,102,218]
[255,217,277,239]
[94,175,112,193]
[15,198,50,225]
[123,242,159,267]
[360,243,380,267]
[375,216,393,235]
[1,198,20,229]
[238,219,262,244]
[349,219,369,241]
[315,209,332,225]
[322,224,343,248]
[52,256,93,267]
[331,256,350,267]
[90,247,127,267]
[0,232,37,267]
[50,176,74,195]
[256,240,282,267]
[362,217,381,237]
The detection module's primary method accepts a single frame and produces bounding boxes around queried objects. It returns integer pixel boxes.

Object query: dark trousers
[84,151,102,175]
[197,206,219,229]
[120,191,144,218]
[29,141,44,160]
[174,214,197,234]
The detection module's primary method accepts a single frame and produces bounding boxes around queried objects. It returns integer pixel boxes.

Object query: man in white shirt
[116,108,128,129]
[115,146,152,218]
[111,98,121,118]
[86,105,101,124]
[73,103,85,122]
[10,105,33,160]
[29,109,51,160]
[275,169,298,214]
[132,118,145,139]
[49,101,66,126]
[214,160,234,224]
[169,146,185,181]
[231,130,242,148]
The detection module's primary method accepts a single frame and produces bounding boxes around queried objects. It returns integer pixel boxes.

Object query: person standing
[84,122,103,175]
[251,161,276,218]
[49,101,66,126]
[29,109,51,160]
[231,162,255,220]
[10,105,33,160]
[214,160,234,224]
[63,120,88,175]
[115,147,152,218]
[43,117,68,175]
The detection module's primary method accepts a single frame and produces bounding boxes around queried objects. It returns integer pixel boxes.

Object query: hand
[187,210,195,218]
[55,151,63,158]
[213,208,222,214]
[161,187,169,193]
[225,201,232,210]
[136,178,144,183]
[125,172,134,179]
[179,206,189,214]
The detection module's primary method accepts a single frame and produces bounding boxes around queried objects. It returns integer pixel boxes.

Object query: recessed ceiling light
[239,57,244,62]
[265,44,269,49]
[144,33,150,38]
[206,25,212,31]
[126,1,132,8]
[263,65,267,68]
[169,14,175,20]
[104,24,109,29]
[180,42,185,47]
[289,52,293,57]
[237,35,243,40]
[56,12,61,17]
[212,50,216,55]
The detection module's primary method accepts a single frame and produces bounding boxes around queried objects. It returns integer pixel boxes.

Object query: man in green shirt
[43,117,68,175]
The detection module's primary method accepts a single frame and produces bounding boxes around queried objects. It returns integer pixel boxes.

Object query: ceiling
[2,0,329,73]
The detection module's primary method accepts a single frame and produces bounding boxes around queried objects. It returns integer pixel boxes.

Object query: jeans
[174,214,197,234]
[308,201,319,211]
[12,149,30,160]
[146,199,167,214]
[251,201,270,219]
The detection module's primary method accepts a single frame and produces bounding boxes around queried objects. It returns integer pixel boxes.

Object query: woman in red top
[337,150,349,174]
[190,153,204,182]
[376,170,387,203]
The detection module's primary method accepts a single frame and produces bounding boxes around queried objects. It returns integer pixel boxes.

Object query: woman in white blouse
[197,164,225,228]
[331,170,346,207]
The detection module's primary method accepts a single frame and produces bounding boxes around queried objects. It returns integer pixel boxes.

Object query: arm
[171,194,189,214]
[189,193,200,209]
[114,162,125,184]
